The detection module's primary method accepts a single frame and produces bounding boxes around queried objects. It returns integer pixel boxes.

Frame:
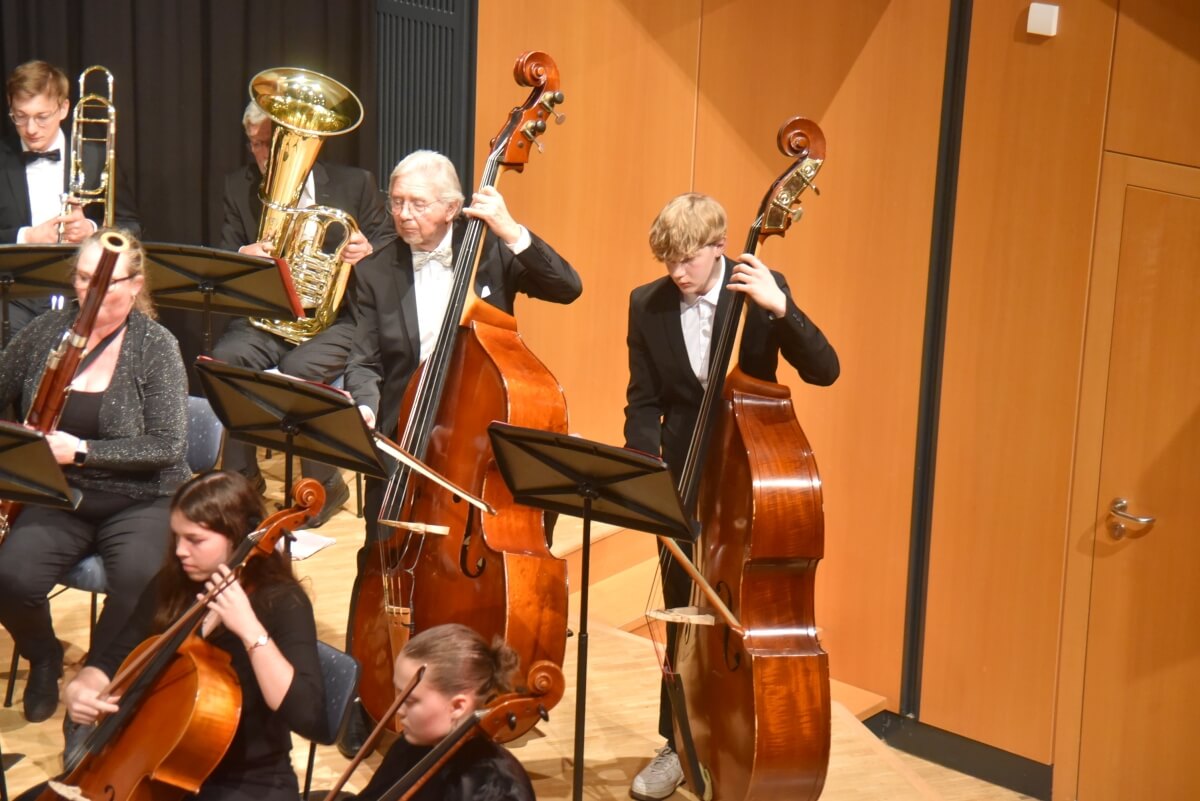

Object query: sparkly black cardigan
[0,308,190,499]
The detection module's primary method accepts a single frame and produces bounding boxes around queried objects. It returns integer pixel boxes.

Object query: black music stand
[195,358,387,534]
[0,420,78,511]
[486,422,694,801]
[143,243,304,355]
[0,244,76,348]
[0,421,79,795]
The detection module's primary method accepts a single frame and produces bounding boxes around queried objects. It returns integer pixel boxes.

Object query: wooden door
[1075,162,1200,800]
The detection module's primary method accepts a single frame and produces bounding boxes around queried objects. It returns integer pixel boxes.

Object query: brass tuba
[60,65,117,242]
[248,67,364,344]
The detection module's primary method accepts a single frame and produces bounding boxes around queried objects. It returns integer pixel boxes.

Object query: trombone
[59,65,117,242]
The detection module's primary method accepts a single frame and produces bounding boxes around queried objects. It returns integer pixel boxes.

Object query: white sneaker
[630,744,684,800]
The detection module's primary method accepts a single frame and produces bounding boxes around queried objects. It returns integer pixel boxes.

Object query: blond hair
[648,193,727,265]
[73,230,157,319]
[6,60,69,105]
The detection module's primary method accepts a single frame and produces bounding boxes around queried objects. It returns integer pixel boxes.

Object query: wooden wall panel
[692,0,946,709]
[477,0,946,714]
[919,0,1117,762]
[474,0,702,445]
[1106,0,1200,169]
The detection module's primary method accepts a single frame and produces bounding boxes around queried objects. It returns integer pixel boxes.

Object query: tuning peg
[540,92,567,125]
[521,120,547,153]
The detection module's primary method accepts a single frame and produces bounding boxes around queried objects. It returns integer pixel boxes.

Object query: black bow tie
[21,148,61,164]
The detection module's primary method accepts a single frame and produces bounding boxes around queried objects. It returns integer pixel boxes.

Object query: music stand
[143,243,304,355]
[0,420,78,511]
[486,422,694,801]
[0,421,78,791]
[195,358,386,530]
[0,244,76,348]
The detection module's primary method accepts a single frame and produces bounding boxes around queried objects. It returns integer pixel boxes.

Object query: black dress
[354,735,536,801]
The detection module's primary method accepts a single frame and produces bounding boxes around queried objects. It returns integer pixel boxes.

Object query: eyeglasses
[73,272,136,291]
[387,196,443,216]
[9,110,59,129]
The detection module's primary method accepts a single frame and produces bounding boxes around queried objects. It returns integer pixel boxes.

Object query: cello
[320,662,563,801]
[656,118,831,800]
[36,480,325,801]
[349,51,569,740]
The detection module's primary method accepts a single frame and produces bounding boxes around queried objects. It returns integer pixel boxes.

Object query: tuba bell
[248,67,364,344]
[60,65,117,242]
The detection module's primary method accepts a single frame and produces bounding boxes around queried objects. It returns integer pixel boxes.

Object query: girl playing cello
[17,471,327,801]
[352,623,535,801]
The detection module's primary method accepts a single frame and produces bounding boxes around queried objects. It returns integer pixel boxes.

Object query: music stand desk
[0,244,76,347]
[487,422,693,801]
[143,242,303,354]
[195,358,387,520]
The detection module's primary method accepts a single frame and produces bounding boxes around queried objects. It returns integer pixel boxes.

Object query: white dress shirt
[18,129,68,243]
[412,225,532,362]
[680,259,725,389]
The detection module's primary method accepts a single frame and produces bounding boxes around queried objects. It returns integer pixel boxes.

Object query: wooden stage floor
[0,468,1031,800]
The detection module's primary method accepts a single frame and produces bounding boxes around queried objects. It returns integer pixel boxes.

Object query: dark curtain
[1,0,378,381]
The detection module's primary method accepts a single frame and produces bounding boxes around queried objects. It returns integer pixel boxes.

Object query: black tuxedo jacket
[345,217,582,438]
[623,257,839,474]
[219,160,394,253]
[0,131,141,243]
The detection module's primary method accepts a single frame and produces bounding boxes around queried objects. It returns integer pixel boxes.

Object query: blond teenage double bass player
[625,121,838,800]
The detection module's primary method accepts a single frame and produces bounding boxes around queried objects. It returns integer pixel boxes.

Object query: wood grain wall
[918,0,1118,763]
[475,0,948,710]
[473,0,1198,782]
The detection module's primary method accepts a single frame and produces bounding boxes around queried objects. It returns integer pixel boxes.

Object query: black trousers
[212,317,355,486]
[0,492,172,665]
[657,538,695,746]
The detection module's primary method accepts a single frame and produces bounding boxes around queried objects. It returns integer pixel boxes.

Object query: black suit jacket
[219,160,394,254]
[344,217,582,438]
[0,130,141,243]
[623,256,839,475]
[1,131,141,336]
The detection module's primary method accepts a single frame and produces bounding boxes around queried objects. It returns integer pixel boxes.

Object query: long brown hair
[401,623,520,704]
[152,470,295,631]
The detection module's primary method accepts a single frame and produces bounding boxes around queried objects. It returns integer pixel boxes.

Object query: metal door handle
[1108,498,1156,540]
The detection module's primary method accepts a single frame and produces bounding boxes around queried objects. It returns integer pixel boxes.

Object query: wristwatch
[73,440,88,466]
[247,633,271,652]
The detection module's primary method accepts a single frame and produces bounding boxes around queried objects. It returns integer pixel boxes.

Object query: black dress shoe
[336,702,368,759]
[24,657,63,723]
[306,477,350,529]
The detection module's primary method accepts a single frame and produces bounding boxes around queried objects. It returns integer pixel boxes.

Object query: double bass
[349,51,570,739]
[658,118,831,800]
[36,481,325,801]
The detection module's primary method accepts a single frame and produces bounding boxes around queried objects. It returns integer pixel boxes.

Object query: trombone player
[213,95,393,523]
[0,60,141,339]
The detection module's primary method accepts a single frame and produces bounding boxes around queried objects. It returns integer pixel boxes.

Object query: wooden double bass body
[670,118,831,801]
[349,51,569,738]
[679,368,830,800]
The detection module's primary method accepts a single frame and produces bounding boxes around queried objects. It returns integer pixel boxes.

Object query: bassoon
[0,230,131,544]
